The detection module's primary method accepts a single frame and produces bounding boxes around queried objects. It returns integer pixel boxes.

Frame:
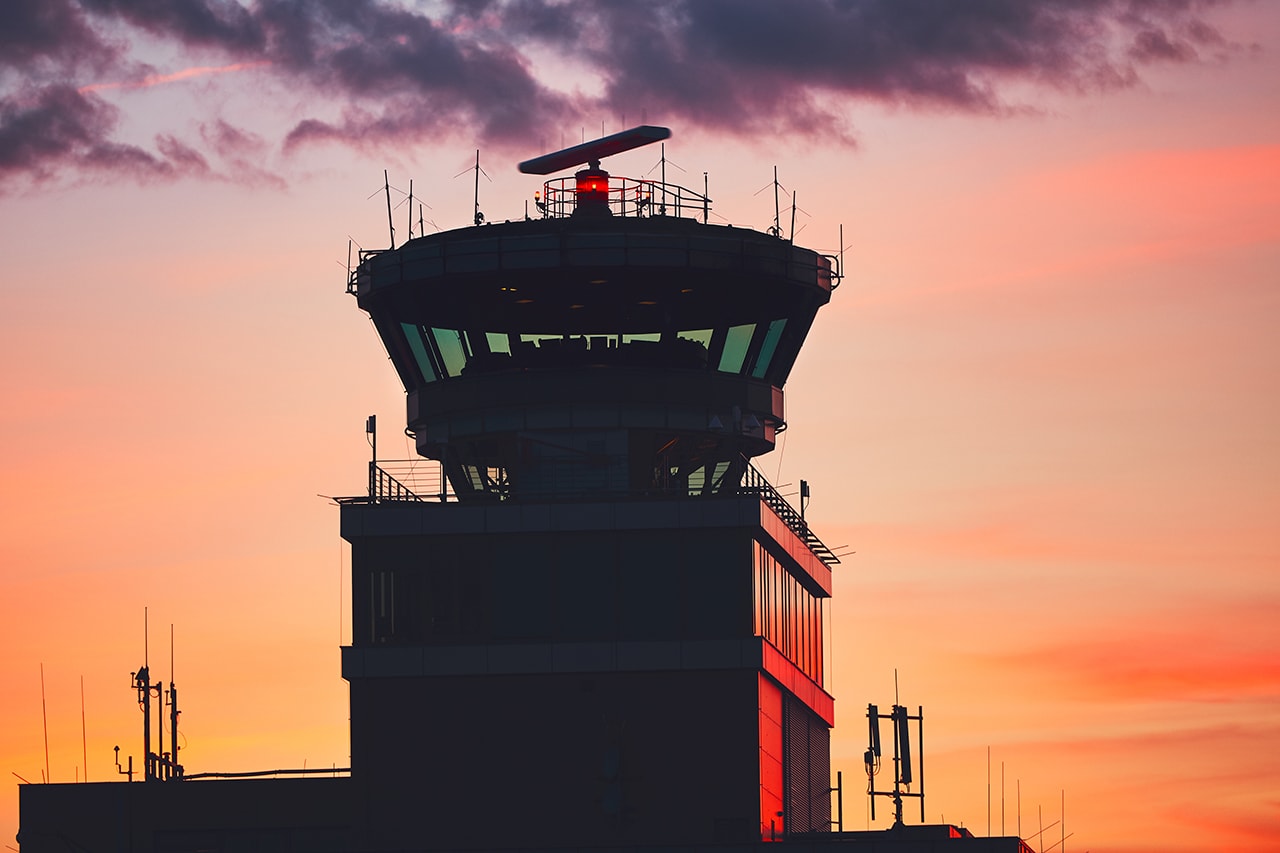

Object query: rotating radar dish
[518,125,671,175]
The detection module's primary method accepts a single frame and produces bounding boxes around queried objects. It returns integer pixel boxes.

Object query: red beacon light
[573,160,611,217]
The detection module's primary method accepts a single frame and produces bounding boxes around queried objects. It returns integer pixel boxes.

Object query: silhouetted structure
[18,128,1035,853]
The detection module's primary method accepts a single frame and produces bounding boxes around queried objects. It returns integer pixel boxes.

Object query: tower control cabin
[341,126,841,848]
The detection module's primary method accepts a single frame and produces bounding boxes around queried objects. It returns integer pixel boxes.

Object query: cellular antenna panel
[519,125,671,175]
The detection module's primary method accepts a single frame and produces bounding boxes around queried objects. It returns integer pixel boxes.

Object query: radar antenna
[518,125,671,175]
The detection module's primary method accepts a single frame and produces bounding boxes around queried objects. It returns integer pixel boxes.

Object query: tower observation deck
[349,128,835,504]
[342,127,840,848]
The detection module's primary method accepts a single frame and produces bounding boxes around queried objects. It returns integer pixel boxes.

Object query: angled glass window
[431,327,468,377]
[485,332,512,355]
[678,329,712,349]
[718,323,755,373]
[751,319,787,379]
[401,323,439,382]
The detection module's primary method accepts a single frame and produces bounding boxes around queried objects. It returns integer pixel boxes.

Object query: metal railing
[739,464,840,566]
[537,176,710,221]
[366,459,450,502]
[355,458,838,566]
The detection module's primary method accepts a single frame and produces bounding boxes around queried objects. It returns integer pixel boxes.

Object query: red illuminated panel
[759,674,784,841]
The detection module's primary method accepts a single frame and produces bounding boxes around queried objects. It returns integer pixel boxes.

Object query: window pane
[751,318,787,379]
[432,327,468,377]
[679,329,712,348]
[518,333,563,346]
[718,323,755,373]
[485,332,511,355]
[401,323,438,382]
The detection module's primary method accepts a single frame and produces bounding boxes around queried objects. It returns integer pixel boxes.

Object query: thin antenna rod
[918,705,925,823]
[773,166,781,236]
[839,223,845,287]
[169,623,180,781]
[406,179,414,241]
[790,190,797,242]
[81,675,87,783]
[141,606,153,781]
[473,151,481,226]
[40,663,50,784]
[703,171,709,224]
[383,170,396,249]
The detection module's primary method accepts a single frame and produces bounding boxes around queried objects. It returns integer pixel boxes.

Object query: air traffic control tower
[341,127,842,848]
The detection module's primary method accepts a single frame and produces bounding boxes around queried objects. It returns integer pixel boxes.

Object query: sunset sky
[1,2,1277,850]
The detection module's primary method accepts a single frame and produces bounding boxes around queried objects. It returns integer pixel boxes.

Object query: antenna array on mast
[865,697,926,827]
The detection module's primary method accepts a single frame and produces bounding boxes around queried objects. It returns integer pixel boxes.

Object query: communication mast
[865,702,925,826]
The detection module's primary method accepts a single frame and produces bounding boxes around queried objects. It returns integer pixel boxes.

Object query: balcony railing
[366,460,450,502]
[740,464,839,566]
[536,176,711,221]
[349,458,839,566]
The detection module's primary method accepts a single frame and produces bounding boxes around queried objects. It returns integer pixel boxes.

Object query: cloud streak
[0,0,1246,190]
[983,604,1280,703]
[79,60,271,94]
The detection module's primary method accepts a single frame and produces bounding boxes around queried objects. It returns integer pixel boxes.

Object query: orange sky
[1,5,1278,851]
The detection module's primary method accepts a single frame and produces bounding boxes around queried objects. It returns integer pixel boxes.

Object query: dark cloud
[528,0,1236,133]
[267,2,571,144]
[0,0,119,74]
[0,86,121,179]
[78,0,265,52]
[0,0,1244,190]
[0,84,188,186]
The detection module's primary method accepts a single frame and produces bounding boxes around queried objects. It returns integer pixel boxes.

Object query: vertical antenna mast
[169,623,180,780]
[156,628,163,782]
[773,167,781,236]
[473,151,482,226]
[660,144,667,215]
[839,224,845,287]
[406,179,414,241]
[81,675,87,782]
[40,663,50,783]
[384,170,396,249]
